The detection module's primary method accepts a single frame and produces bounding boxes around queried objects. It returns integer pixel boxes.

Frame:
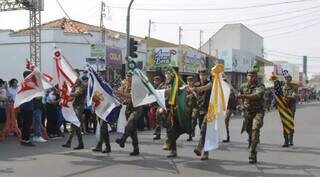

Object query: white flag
[14,69,53,108]
[131,69,166,110]
[204,65,230,151]
[117,106,127,133]
[54,49,80,127]
[87,65,121,123]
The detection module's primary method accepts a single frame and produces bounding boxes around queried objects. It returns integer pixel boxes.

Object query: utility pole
[303,56,308,79]
[148,19,152,38]
[199,30,203,51]
[126,0,135,62]
[100,1,106,43]
[208,37,212,55]
[178,26,182,45]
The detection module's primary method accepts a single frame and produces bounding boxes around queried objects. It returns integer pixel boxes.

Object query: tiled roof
[13,17,143,40]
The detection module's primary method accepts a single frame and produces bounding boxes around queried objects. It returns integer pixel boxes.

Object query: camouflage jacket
[239,82,265,113]
[282,83,298,108]
[72,84,87,112]
[194,80,212,115]
[186,86,198,118]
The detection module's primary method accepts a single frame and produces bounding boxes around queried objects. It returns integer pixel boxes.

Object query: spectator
[45,88,60,138]
[7,78,18,102]
[33,97,47,143]
[20,71,35,146]
[0,79,8,127]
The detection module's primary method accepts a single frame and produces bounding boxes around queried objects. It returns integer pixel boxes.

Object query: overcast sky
[1,0,320,77]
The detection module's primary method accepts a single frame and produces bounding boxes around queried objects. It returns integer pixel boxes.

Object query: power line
[153,5,320,25]
[55,0,91,44]
[259,16,320,33]
[265,50,320,59]
[264,20,320,37]
[107,0,318,12]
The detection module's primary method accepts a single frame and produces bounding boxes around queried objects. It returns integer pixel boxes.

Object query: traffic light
[129,38,138,58]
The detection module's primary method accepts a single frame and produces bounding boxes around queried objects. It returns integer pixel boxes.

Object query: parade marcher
[222,88,238,143]
[264,88,273,112]
[281,73,298,147]
[62,76,88,150]
[239,68,265,164]
[153,72,172,146]
[186,76,198,142]
[92,119,111,153]
[115,72,143,156]
[193,69,213,160]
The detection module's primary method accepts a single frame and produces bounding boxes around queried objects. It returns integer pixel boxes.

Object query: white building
[201,23,265,87]
[202,23,264,58]
[0,18,146,82]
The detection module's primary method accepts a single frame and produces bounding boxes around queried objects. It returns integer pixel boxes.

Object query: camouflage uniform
[193,81,212,160]
[239,78,265,163]
[223,91,237,143]
[264,88,273,111]
[154,82,171,140]
[63,82,86,149]
[195,80,211,129]
[186,79,199,141]
[116,80,143,155]
[282,82,298,146]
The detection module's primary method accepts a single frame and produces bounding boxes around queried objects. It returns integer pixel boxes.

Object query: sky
[1,0,320,78]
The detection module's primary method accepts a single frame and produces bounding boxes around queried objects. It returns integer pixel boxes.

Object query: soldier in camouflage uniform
[115,72,143,156]
[239,69,265,164]
[223,89,238,143]
[264,88,273,112]
[62,76,88,150]
[282,74,298,147]
[193,69,213,160]
[186,76,198,142]
[154,72,172,151]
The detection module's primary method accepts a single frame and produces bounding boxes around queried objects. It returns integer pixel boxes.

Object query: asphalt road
[1,103,320,177]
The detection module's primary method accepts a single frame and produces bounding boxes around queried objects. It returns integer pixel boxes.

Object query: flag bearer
[115,72,143,156]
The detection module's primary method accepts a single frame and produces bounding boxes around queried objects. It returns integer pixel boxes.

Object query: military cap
[153,76,161,80]
[198,68,208,74]
[187,76,194,80]
[247,68,257,75]
[126,71,133,77]
[81,75,89,81]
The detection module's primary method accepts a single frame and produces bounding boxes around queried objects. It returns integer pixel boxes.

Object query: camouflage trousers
[154,110,171,137]
[195,115,207,153]
[65,108,84,146]
[120,107,143,150]
[224,109,235,136]
[244,111,264,154]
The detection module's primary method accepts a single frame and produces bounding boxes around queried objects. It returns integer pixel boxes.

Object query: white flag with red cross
[14,69,53,108]
[54,49,80,127]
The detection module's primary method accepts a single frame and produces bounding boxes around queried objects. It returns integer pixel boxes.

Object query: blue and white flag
[87,65,121,123]
[131,68,166,110]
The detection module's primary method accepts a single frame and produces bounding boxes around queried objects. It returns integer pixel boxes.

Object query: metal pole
[199,30,203,51]
[126,0,135,62]
[209,37,212,55]
[148,19,151,38]
[179,26,182,45]
[100,1,106,43]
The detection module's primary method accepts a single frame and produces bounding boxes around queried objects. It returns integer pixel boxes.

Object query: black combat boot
[289,134,294,146]
[222,135,230,143]
[102,144,111,153]
[153,134,161,140]
[92,142,102,152]
[282,135,289,148]
[167,150,177,158]
[130,148,140,156]
[249,151,257,164]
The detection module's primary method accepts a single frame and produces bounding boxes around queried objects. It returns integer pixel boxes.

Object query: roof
[255,56,274,66]
[13,17,144,40]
